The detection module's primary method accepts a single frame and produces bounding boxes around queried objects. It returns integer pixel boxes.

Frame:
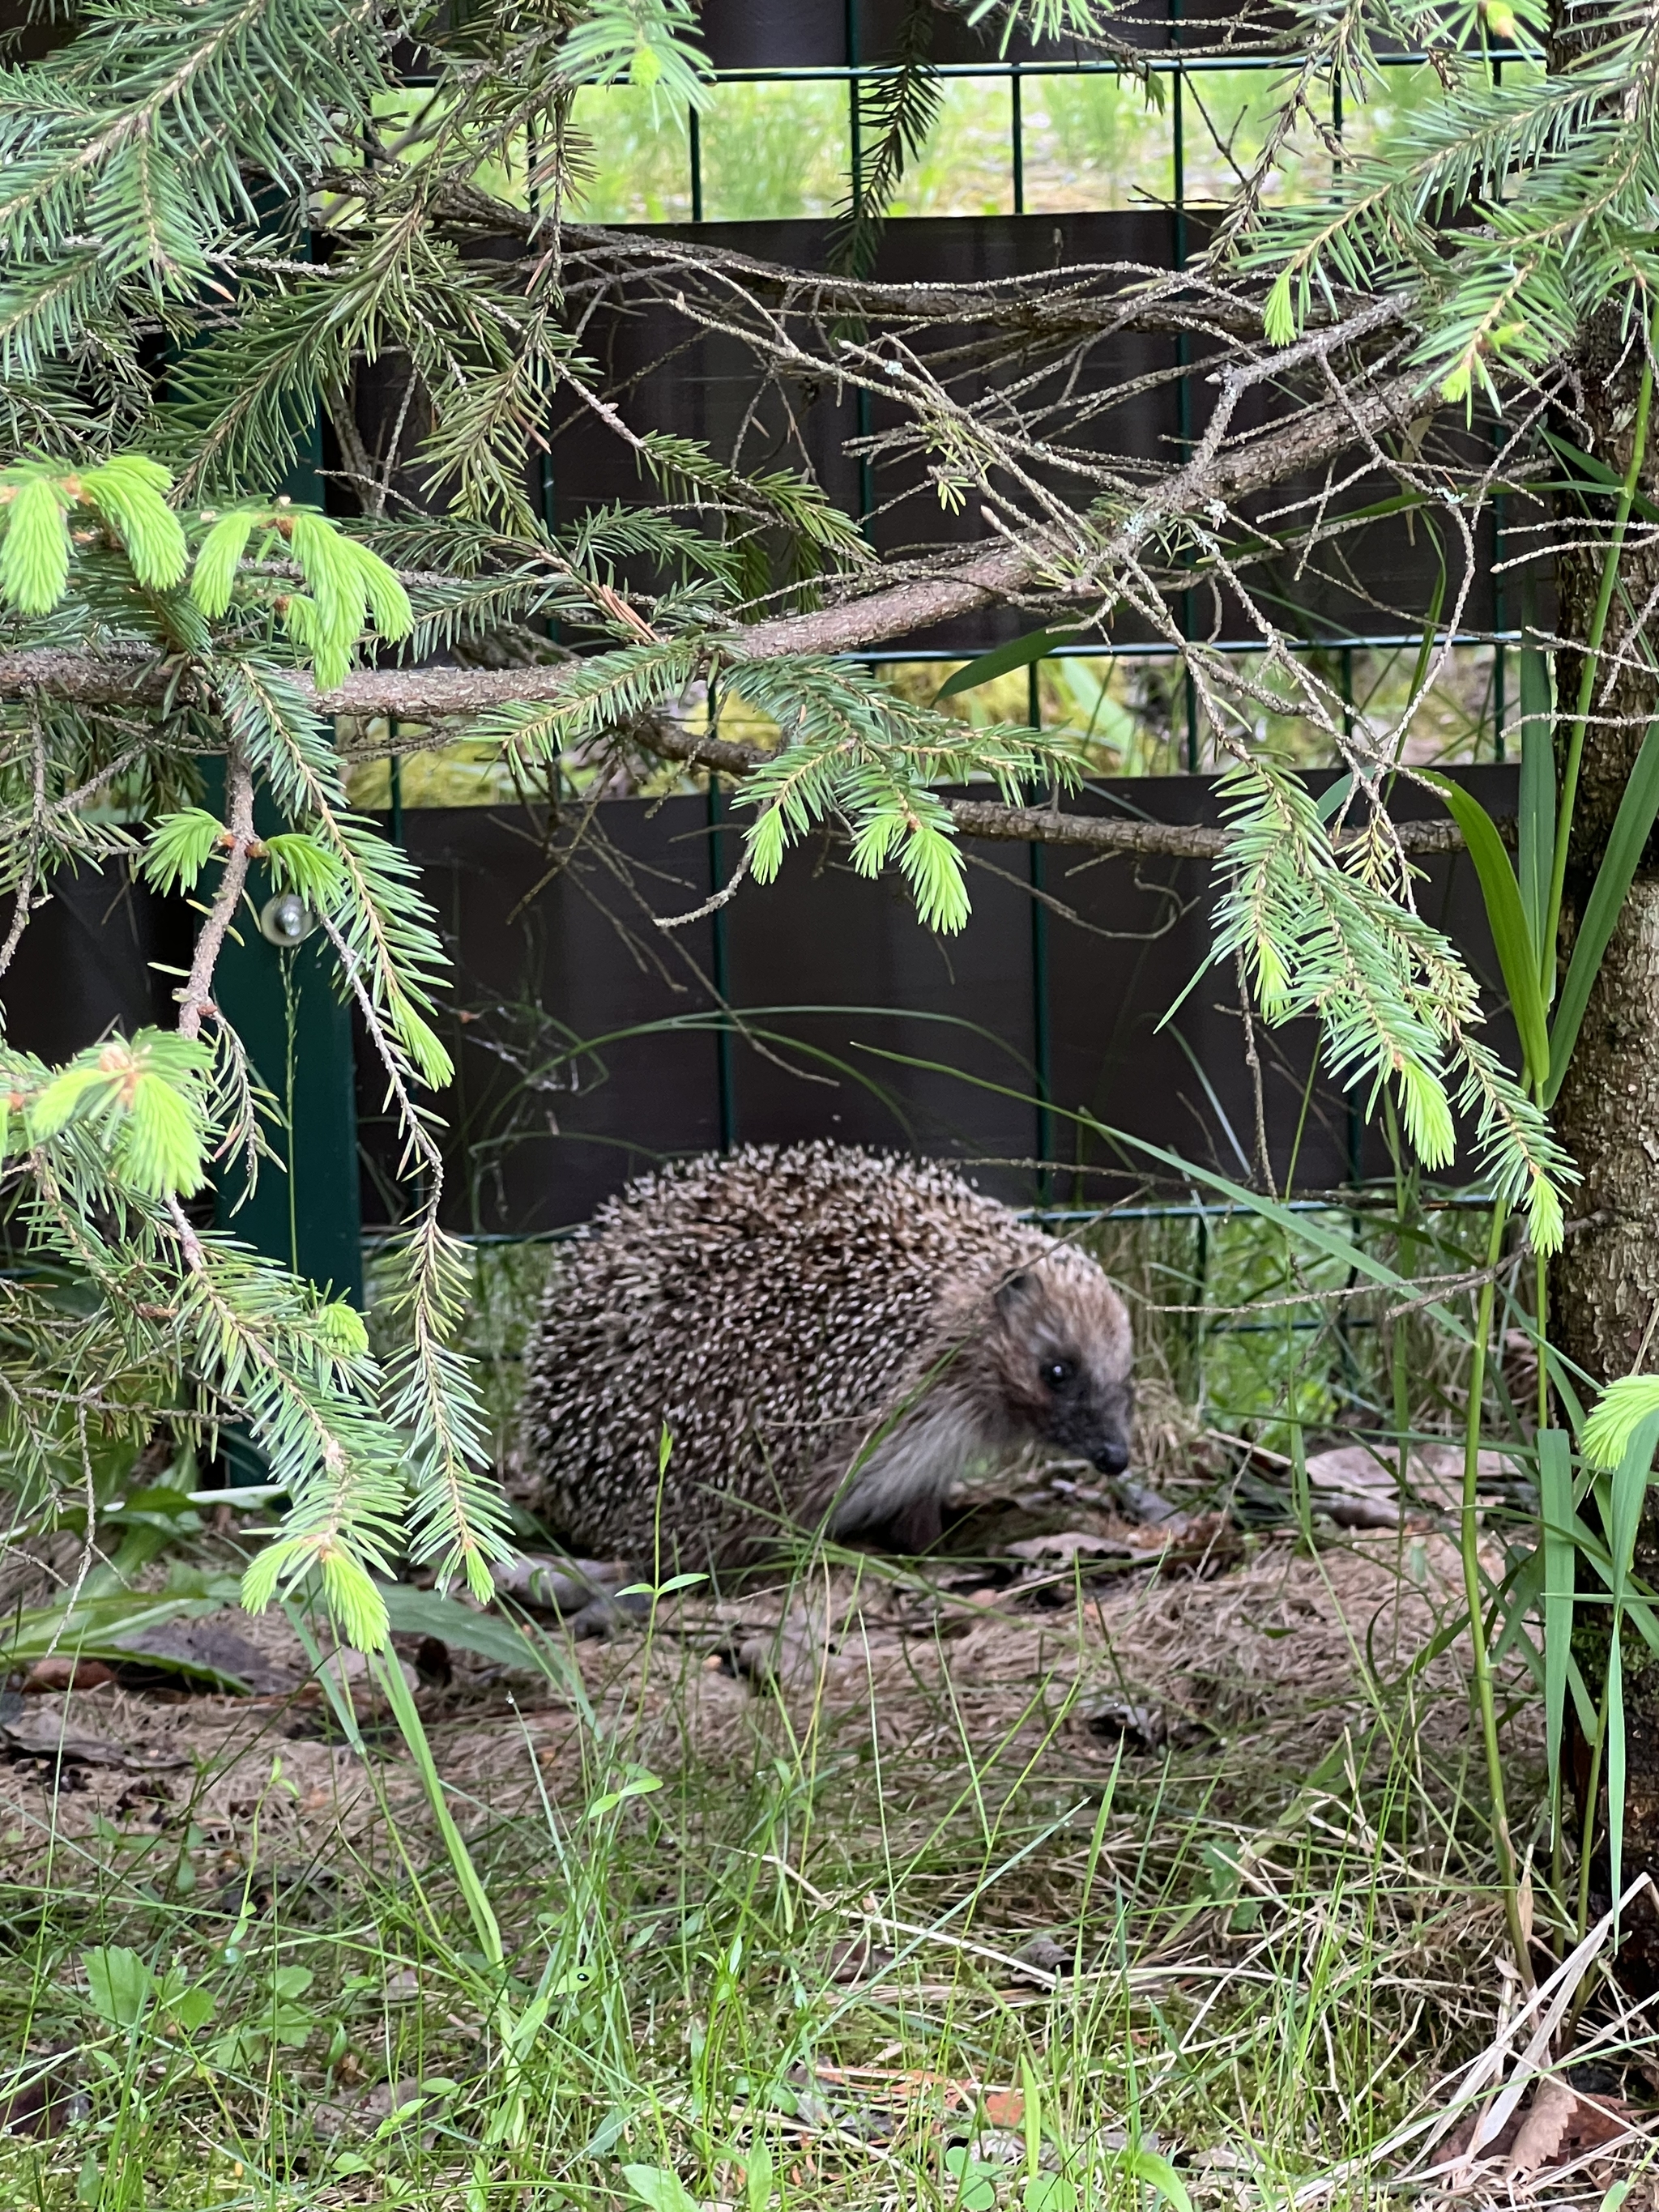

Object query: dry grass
[2,1522,1489,1866]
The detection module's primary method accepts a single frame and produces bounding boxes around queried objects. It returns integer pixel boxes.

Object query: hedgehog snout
[1089,1427,1132,1476]
[1073,1396,1132,1475]
[1028,1355,1133,1474]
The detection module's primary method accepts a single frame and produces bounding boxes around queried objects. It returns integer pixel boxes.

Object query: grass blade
[1610,1620,1627,1916]
[1518,644,1555,987]
[1119,2149,1194,2212]
[1600,1409,1659,1917]
[1538,1426,1574,1830]
[854,1044,1481,1340]
[1425,773,1549,1085]
[935,627,1079,699]
[1290,1420,1313,1549]
[1401,545,1447,722]
[1546,716,1659,1103]
[1540,432,1659,526]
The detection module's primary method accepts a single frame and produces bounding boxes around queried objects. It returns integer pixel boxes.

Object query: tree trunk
[1547,313,1659,1975]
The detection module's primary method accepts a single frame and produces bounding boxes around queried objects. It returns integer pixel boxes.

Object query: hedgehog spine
[520,1141,1135,1568]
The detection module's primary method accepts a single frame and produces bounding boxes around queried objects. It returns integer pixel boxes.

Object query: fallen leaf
[825,1932,896,1984]
[980,2088,1025,2128]
[1009,1514,1242,1573]
[0,2061,87,2139]
[777,2064,1004,2145]
[1504,2081,1578,2178]
[1006,1531,1132,1565]
[1079,1698,1211,1752]
[113,1619,295,1694]
[1114,1480,1182,1524]
[1312,1492,1404,1531]
[21,1657,113,1695]
[1011,1935,1072,1982]
[1411,1443,1509,1511]
[725,1609,826,1690]
[489,1555,607,1613]
[1,1708,186,1771]
[1303,1445,1400,1499]
[963,2128,1025,2165]
[310,2076,435,2140]
[1553,2091,1632,2157]
[1440,2082,1637,2177]
[112,1775,173,1822]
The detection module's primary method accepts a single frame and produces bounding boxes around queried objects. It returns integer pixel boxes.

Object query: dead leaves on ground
[767,2064,1056,2150]
[1438,2078,1641,2193]
[0,1700,189,1773]
[760,2063,1649,2205]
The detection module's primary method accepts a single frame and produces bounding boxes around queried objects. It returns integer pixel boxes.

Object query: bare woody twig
[0,318,1460,876]
[0,653,1480,861]
[0,719,48,984]
[637,722,1482,859]
[0,332,1427,722]
[177,741,256,1040]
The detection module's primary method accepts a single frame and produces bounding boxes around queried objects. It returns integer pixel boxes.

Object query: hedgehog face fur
[987,1259,1135,1474]
[521,1141,1136,1571]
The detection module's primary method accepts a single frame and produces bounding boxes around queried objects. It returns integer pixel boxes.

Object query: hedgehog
[520,1141,1135,1571]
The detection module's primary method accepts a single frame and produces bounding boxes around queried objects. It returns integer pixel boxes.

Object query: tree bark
[1554,893,1659,1980]
[1547,313,1659,1974]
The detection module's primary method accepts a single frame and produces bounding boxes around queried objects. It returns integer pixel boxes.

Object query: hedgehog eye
[1045,1358,1076,1390]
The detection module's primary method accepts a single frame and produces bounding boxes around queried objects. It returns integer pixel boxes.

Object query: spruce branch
[315,906,514,1599]
[0,0,1639,1643]
[829,0,943,279]
[162,1195,405,1648]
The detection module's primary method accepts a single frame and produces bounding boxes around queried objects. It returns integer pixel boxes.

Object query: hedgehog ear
[995,1270,1032,1316]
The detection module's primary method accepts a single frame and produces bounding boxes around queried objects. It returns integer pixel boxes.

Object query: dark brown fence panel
[696,0,1238,66]
[4,863,190,1062]
[356,799,726,1234]
[355,765,1520,1235]
[714,812,1041,1203]
[1037,769,1518,1197]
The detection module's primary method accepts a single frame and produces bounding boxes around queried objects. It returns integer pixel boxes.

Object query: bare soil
[1,1512,1498,1878]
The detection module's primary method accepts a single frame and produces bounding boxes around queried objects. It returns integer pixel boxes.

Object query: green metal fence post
[201,761,364,1489]
[211,909,364,1306]
[1011,62,1024,214]
[706,678,736,1151]
[203,794,365,1312]
[1027,660,1051,1202]
[1171,24,1201,770]
[206,322,364,1315]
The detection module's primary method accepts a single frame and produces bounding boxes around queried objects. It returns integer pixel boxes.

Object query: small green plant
[83,1946,215,2036]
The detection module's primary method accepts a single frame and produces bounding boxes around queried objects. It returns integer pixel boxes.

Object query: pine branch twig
[0,718,49,983]
[177,740,257,1039]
